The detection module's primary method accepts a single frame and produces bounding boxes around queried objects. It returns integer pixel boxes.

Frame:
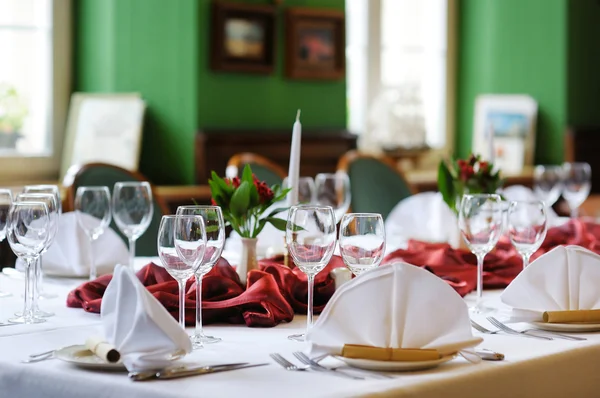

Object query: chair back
[227,152,287,187]
[565,126,600,193]
[62,163,169,256]
[338,151,415,220]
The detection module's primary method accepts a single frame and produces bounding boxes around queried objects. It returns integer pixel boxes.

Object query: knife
[129,363,268,381]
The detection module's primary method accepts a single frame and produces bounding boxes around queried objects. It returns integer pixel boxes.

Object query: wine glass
[533,165,564,207]
[458,194,504,313]
[112,182,154,269]
[75,187,112,280]
[23,184,61,299]
[315,172,351,223]
[507,200,548,269]
[339,213,385,276]
[562,162,592,218]
[176,205,225,348]
[15,193,58,318]
[173,213,207,335]
[6,201,50,324]
[286,205,337,341]
[158,215,196,329]
[0,189,12,298]
[283,176,316,204]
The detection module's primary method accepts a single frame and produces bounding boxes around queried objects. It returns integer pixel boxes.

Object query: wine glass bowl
[112,182,154,268]
[533,165,564,207]
[315,173,351,223]
[458,194,503,313]
[562,162,591,218]
[0,189,12,298]
[339,213,385,276]
[507,200,548,269]
[283,176,316,204]
[75,187,112,280]
[286,205,337,341]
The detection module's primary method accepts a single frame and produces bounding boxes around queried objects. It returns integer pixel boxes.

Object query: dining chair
[226,152,287,187]
[62,163,169,256]
[337,150,415,220]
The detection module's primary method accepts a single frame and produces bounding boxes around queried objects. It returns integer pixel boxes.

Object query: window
[346,0,453,154]
[0,0,70,181]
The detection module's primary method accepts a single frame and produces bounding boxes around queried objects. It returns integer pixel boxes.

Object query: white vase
[237,238,258,285]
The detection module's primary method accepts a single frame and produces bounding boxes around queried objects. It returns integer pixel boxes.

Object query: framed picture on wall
[285,7,345,80]
[60,93,146,181]
[472,94,538,174]
[210,1,276,74]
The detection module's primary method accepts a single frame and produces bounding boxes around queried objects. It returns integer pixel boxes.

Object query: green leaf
[241,164,254,185]
[272,187,291,203]
[437,160,456,212]
[265,206,288,218]
[212,171,234,196]
[229,181,251,218]
[253,219,268,238]
[265,217,287,231]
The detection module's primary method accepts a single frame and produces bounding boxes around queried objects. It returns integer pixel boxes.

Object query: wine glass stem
[178,279,186,328]
[36,256,44,296]
[195,274,204,339]
[89,237,97,280]
[571,206,579,219]
[128,238,136,270]
[476,254,485,308]
[24,258,35,322]
[306,274,315,334]
[522,253,531,270]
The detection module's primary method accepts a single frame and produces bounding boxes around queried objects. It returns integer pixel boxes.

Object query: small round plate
[334,355,456,371]
[529,322,600,332]
[55,345,125,371]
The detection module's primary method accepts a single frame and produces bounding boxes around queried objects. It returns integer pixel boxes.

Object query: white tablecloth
[1,259,600,398]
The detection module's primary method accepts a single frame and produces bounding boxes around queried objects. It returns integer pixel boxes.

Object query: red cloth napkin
[67,255,346,327]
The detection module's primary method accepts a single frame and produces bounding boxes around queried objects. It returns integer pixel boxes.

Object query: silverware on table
[270,353,310,371]
[21,353,55,363]
[129,362,268,381]
[475,349,505,361]
[470,320,501,335]
[487,317,585,341]
[297,352,394,380]
[486,317,552,340]
[293,352,374,380]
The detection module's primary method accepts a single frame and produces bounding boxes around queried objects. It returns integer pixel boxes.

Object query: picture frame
[210,1,276,74]
[472,94,538,174]
[285,7,345,80]
[60,93,146,181]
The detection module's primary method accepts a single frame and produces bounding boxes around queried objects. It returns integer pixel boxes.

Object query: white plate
[529,322,600,332]
[334,355,456,371]
[55,345,125,371]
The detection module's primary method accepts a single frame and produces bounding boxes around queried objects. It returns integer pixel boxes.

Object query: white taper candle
[287,110,302,206]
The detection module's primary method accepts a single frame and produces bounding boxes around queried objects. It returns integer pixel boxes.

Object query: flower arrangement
[437,153,504,214]
[208,165,290,238]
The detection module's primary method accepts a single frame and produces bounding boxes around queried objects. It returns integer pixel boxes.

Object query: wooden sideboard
[195,129,357,183]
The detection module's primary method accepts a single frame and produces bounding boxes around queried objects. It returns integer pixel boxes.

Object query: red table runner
[67,219,600,327]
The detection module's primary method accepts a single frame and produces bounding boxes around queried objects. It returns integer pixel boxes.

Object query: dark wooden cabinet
[195,129,357,183]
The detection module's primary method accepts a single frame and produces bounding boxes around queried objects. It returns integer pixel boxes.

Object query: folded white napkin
[307,262,482,359]
[385,192,460,249]
[501,245,600,322]
[101,265,192,371]
[42,212,128,277]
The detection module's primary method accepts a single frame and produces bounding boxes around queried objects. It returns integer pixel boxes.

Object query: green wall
[567,0,600,126]
[75,0,346,185]
[197,0,346,129]
[456,0,567,165]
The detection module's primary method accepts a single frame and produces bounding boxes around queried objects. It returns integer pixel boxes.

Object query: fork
[486,317,553,340]
[291,352,364,380]
[487,317,585,341]
[470,319,501,334]
[270,353,310,372]
[294,352,392,380]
